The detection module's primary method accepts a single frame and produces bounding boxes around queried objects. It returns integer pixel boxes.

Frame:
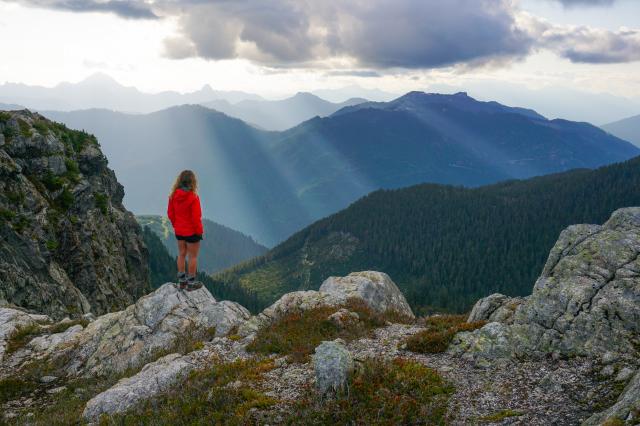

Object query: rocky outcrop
[83,353,198,421]
[60,284,250,376]
[467,293,526,324]
[584,369,640,425]
[0,110,149,319]
[2,284,250,378]
[0,308,49,363]
[312,340,354,396]
[320,271,415,319]
[452,208,640,363]
[238,271,414,337]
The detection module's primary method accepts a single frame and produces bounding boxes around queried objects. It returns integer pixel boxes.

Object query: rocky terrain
[0,209,638,425]
[0,110,149,319]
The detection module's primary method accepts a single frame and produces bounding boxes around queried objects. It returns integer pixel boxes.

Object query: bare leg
[177,240,187,273]
[186,241,200,277]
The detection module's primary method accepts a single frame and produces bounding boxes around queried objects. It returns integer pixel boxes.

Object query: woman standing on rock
[167,170,204,291]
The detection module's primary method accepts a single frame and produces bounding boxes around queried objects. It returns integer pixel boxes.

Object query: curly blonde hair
[170,170,198,195]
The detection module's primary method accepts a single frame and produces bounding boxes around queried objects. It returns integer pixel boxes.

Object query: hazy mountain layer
[202,92,366,131]
[0,73,262,113]
[602,114,640,147]
[42,92,639,245]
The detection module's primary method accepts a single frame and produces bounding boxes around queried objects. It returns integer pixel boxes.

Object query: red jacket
[167,188,203,236]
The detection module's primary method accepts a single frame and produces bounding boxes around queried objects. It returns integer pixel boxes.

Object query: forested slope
[215,156,640,314]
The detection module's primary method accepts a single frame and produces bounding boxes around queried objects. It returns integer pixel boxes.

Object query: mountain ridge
[41,92,639,245]
[602,113,640,147]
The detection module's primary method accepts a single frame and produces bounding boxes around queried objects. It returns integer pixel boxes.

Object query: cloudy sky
[0,0,639,102]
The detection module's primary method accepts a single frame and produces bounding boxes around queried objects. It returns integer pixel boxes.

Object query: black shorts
[175,234,202,243]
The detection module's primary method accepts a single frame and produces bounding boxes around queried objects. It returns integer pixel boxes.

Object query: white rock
[319,271,414,318]
[83,353,199,421]
[313,340,354,395]
[48,284,250,376]
[0,308,51,363]
[28,324,83,354]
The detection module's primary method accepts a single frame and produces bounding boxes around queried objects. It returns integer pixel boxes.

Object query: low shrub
[404,315,486,354]
[6,190,25,205]
[287,358,454,425]
[94,193,109,214]
[17,118,31,137]
[247,299,389,362]
[42,172,63,191]
[0,378,39,404]
[64,159,80,183]
[0,208,16,222]
[479,409,525,423]
[2,125,18,141]
[55,188,74,211]
[32,119,50,135]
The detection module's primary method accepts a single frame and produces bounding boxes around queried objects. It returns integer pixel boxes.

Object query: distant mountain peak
[292,91,321,100]
[78,72,122,87]
[198,84,215,94]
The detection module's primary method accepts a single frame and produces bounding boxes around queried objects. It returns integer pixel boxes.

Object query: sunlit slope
[214,156,640,314]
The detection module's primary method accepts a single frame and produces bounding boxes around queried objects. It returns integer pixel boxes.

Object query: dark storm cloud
[10,0,158,19]
[542,26,640,63]
[160,0,536,69]
[554,0,616,6]
[8,0,640,67]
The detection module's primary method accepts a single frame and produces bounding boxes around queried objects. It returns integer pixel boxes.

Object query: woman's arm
[192,195,204,235]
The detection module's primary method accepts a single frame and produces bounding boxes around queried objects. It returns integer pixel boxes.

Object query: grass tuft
[288,357,454,425]
[5,319,89,356]
[404,315,486,354]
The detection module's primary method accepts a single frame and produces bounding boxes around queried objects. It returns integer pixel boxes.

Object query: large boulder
[312,340,354,396]
[452,208,640,362]
[319,271,415,319]
[467,293,526,325]
[237,291,340,337]
[238,271,414,337]
[45,284,250,376]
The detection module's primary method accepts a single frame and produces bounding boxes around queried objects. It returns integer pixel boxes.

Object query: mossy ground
[478,409,525,422]
[246,299,410,362]
[286,357,454,425]
[404,314,486,354]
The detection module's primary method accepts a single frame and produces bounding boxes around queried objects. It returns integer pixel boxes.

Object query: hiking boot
[186,275,203,291]
[176,272,188,290]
